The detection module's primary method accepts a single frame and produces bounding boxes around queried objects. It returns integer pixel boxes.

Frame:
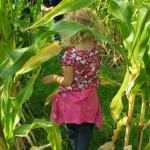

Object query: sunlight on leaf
[30,146,42,150]
[0,44,38,78]
[126,60,141,99]
[110,94,123,120]
[110,70,130,120]
[144,142,150,150]
[112,117,127,143]
[139,120,150,149]
[99,72,121,87]
[16,42,62,76]
[123,145,132,150]
[98,141,115,150]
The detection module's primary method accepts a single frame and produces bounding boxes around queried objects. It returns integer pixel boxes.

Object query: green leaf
[16,42,62,75]
[13,119,62,150]
[27,0,96,29]
[10,97,25,127]
[1,0,11,40]
[144,142,150,150]
[130,6,150,59]
[0,41,4,64]
[10,47,30,61]
[17,69,40,105]
[50,21,128,63]
[99,71,121,87]
[133,21,150,60]
[110,69,130,120]
[0,77,12,142]
[110,0,133,24]
[0,44,38,78]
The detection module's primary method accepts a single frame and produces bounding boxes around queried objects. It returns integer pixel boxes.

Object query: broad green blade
[13,119,62,150]
[17,69,40,105]
[16,42,62,76]
[99,72,121,87]
[110,0,132,24]
[0,77,11,143]
[10,97,25,128]
[133,20,150,60]
[130,6,150,59]
[27,0,96,29]
[0,41,4,64]
[1,0,11,40]
[0,44,38,78]
[110,0,133,51]
[144,142,150,150]
[10,47,29,61]
[110,69,130,120]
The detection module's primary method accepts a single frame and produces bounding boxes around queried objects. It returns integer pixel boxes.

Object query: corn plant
[106,0,150,149]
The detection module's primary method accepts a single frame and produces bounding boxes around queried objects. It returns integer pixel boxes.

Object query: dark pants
[66,123,94,150]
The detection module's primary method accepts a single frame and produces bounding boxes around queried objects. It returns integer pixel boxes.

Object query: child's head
[63,8,103,46]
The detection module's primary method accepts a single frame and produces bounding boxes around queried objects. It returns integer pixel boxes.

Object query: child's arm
[42,66,73,86]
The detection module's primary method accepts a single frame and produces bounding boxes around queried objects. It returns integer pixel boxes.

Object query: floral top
[60,44,101,92]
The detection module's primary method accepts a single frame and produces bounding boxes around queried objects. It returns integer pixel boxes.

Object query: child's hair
[63,8,103,46]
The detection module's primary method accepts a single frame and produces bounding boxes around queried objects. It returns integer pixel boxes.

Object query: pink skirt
[50,87,103,131]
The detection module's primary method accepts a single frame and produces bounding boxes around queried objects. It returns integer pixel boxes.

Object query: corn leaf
[13,119,62,150]
[0,44,38,78]
[112,117,127,142]
[50,21,128,62]
[130,6,150,59]
[1,0,11,40]
[99,72,121,87]
[17,69,40,105]
[133,20,150,60]
[110,69,130,120]
[10,47,30,61]
[123,145,132,150]
[144,143,150,150]
[27,0,96,29]
[110,0,132,27]
[44,87,59,106]
[98,141,115,150]
[0,41,4,64]
[16,42,62,76]
[0,77,11,141]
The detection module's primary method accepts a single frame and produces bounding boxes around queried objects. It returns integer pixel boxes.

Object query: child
[42,8,103,150]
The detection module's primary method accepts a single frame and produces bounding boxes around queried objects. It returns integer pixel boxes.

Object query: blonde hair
[63,8,103,46]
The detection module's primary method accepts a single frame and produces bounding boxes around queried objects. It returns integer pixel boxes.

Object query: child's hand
[42,75,54,84]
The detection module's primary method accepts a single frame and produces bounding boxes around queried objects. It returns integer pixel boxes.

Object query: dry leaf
[30,146,42,150]
[123,145,132,150]
[97,141,115,150]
